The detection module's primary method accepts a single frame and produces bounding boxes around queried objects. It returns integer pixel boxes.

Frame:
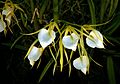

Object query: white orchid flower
[62,33,79,51]
[2,6,14,25]
[86,30,104,48]
[38,28,56,49]
[73,56,89,75]
[28,46,43,66]
[0,18,6,32]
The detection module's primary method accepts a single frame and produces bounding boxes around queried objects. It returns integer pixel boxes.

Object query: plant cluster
[0,0,120,83]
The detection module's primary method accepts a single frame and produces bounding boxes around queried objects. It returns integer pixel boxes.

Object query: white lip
[38,28,56,49]
[73,56,89,75]
[86,30,104,48]
[28,46,43,66]
[62,33,79,51]
[0,20,6,32]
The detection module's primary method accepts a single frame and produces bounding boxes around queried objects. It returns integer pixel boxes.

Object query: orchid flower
[73,56,89,75]
[86,30,104,48]
[62,33,79,51]
[2,6,14,26]
[38,28,56,49]
[0,16,6,32]
[28,46,43,66]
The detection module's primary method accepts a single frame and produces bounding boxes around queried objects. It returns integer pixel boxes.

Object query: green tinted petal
[86,30,104,48]
[28,46,43,66]
[73,56,89,75]
[62,33,79,51]
[0,20,6,32]
[38,29,56,49]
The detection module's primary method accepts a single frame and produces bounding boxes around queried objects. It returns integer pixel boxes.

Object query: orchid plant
[0,1,106,75]
[23,20,107,75]
[0,0,115,82]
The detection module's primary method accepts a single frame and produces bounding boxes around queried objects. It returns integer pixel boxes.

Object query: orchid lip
[28,46,43,66]
[86,30,104,48]
[38,28,56,49]
[62,33,79,51]
[0,20,6,32]
[73,56,89,75]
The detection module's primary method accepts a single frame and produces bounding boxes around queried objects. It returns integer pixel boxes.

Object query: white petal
[2,7,13,26]
[2,7,13,16]
[2,9,8,15]
[0,20,6,32]
[81,68,87,75]
[86,30,104,48]
[73,58,82,70]
[62,33,79,51]
[28,46,43,66]
[38,29,56,49]
[29,60,35,66]
[73,56,89,74]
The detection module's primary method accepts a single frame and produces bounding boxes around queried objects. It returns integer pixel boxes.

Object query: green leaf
[104,14,120,35]
[88,0,96,25]
[108,0,114,18]
[100,0,110,22]
[53,0,59,21]
[1,43,27,51]
[30,0,34,12]
[10,35,24,49]
[39,0,49,20]
[107,56,116,84]
[108,0,118,18]
[38,58,54,83]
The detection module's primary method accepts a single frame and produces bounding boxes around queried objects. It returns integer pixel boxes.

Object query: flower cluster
[0,1,14,32]
[26,22,105,75]
[27,22,57,66]
[0,1,25,34]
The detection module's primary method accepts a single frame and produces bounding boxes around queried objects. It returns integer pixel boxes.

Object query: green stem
[53,0,59,22]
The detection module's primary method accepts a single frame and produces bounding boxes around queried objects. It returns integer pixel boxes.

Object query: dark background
[1,32,120,84]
